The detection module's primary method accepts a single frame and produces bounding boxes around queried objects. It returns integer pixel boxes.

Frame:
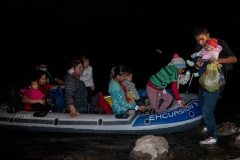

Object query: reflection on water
[0,109,240,160]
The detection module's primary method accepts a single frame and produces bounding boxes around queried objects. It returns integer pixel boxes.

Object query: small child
[186,38,222,77]
[68,55,95,104]
[123,71,142,105]
[21,76,52,112]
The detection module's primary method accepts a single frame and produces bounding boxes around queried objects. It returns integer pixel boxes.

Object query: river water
[0,105,240,160]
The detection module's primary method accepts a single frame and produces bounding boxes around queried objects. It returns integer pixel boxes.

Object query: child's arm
[22,94,45,105]
[81,67,93,81]
[129,82,140,100]
[212,52,219,61]
[191,49,202,58]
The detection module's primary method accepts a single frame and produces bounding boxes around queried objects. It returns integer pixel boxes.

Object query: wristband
[135,105,138,111]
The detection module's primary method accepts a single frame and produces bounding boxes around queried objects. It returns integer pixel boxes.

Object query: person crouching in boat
[108,65,146,115]
[146,53,188,113]
[64,59,89,117]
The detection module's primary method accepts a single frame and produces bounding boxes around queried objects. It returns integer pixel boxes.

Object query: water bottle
[219,69,225,86]
[184,70,191,81]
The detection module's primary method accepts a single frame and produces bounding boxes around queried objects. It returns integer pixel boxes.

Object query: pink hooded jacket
[20,88,44,100]
[199,45,222,60]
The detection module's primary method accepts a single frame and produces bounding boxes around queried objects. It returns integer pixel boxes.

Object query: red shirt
[38,82,52,101]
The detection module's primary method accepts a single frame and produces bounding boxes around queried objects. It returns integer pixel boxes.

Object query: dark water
[1,105,239,160]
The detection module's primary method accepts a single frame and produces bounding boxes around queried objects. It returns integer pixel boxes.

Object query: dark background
[2,1,239,105]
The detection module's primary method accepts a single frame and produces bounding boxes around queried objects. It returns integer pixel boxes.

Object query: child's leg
[146,85,161,113]
[187,56,201,67]
[194,61,210,77]
[192,56,201,64]
[158,91,173,112]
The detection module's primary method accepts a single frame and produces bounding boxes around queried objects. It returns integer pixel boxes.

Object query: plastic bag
[199,62,222,92]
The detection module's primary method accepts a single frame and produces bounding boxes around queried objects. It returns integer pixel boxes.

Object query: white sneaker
[199,137,217,145]
[186,60,194,67]
[200,125,208,133]
[193,72,199,77]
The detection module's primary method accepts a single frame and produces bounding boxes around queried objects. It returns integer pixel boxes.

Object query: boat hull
[0,93,203,135]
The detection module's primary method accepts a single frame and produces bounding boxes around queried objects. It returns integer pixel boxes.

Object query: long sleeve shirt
[108,79,137,114]
[123,80,140,100]
[64,73,88,112]
[80,66,94,87]
[148,65,181,101]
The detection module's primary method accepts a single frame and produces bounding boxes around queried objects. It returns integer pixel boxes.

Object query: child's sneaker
[186,60,194,67]
[193,72,199,77]
[199,136,217,145]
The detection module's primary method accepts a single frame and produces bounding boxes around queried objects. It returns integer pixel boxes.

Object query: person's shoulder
[216,38,227,46]
[87,66,93,71]
[166,64,177,71]
[194,44,202,52]
[64,73,74,80]
[109,79,120,88]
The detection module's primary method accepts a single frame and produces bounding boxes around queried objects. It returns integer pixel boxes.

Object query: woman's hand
[137,105,146,112]
[91,85,95,91]
[69,106,80,118]
[178,101,187,108]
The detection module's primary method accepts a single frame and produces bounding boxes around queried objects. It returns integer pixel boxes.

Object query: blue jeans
[198,85,220,139]
[193,56,210,76]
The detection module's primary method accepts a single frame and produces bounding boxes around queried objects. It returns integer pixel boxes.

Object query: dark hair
[193,26,209,37]
[127,71,132,75]
[25,76,38,88]
[70,58,84,68]
[80,55,90,61]
[32,70,47,80]
[112,65,130,78]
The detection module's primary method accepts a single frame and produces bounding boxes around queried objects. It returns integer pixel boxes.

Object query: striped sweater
[123,81,140,100]
[149,65,178,89]
[64,73,88,112]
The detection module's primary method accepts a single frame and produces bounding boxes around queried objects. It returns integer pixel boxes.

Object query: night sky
[2,1,240,103]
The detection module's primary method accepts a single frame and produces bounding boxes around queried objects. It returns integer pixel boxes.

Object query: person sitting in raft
[108,65,146,115]
[21,76,52,112]
[146,53,188,113]
[22,70,65,111]
[64,59,89,117]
